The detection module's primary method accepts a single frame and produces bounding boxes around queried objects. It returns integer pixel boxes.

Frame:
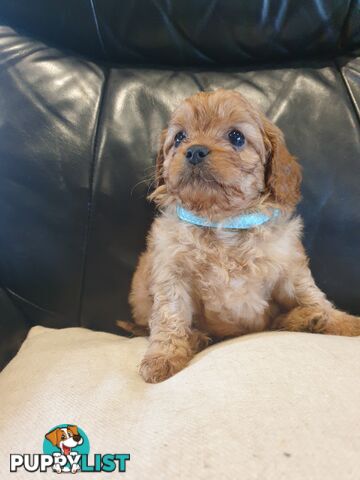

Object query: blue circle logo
[43,424,90,456]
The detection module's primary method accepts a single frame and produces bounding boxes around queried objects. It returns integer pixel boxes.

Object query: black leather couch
[0,1,359,370]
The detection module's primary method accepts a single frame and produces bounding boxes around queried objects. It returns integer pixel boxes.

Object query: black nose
[185,145,210,165]
[73,435,81,442]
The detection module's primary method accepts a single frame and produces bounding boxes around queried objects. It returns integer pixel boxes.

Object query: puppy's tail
[116,320,149,337]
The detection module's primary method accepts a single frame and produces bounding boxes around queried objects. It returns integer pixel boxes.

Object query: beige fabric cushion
[1,326,359,479]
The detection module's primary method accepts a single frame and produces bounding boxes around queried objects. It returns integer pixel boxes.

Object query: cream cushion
[1,326,359,479]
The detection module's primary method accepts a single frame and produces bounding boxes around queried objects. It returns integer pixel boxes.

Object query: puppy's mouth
[62,445,71,455]
[177,164,221,188]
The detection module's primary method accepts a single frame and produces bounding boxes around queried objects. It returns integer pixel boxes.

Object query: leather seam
[334,58,360,125]
[5,287,59,318]
[339,0,357,52]
[77,68,110,326]
[88,0,107,57]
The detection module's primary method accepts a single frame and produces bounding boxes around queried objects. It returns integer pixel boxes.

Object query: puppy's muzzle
[185,145,210,165]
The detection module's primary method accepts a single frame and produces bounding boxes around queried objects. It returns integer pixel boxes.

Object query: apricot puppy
[128,89,360,383]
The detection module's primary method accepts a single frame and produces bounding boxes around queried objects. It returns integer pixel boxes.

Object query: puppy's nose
[73,435,81,442]
[185,145,210,165]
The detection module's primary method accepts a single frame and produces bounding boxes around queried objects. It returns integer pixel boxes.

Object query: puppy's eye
[228,129,245,148]
[174,131,187,147]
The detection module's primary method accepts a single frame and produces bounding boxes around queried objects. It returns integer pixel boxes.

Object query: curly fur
[125,89,360,383]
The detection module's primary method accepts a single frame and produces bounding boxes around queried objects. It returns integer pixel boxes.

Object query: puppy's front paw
[139,353,189,383]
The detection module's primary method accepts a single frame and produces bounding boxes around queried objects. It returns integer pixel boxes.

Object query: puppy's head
[45,425,83,452]
[152,89,301,219]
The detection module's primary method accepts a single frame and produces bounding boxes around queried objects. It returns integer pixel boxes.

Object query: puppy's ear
[148,129,169,205]
[263,118,302,209]
[45,428,61,446]
[67,425,79,436]
[154,129,168,187]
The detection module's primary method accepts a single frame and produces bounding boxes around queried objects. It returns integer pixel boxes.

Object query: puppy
[125,89,360,383]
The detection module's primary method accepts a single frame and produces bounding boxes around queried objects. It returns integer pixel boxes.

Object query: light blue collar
[176,204,280,229]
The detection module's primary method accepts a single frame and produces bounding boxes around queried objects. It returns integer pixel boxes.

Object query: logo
[10,424,130,474]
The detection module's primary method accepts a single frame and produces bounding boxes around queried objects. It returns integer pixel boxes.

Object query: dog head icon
[45,425,83,456]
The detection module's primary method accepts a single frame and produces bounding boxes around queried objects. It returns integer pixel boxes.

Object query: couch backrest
[1,0,360,66]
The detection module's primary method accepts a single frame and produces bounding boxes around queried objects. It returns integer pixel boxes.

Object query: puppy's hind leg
[274,306,360,336]
[116,320,149,336]
[117,252,153,336]
[272,256,360,336]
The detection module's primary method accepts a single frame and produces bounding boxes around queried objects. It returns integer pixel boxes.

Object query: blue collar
[176,204,280,229]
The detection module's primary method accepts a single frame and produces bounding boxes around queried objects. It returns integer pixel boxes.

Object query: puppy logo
[43,424,89,474]
[10,424,130,474]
